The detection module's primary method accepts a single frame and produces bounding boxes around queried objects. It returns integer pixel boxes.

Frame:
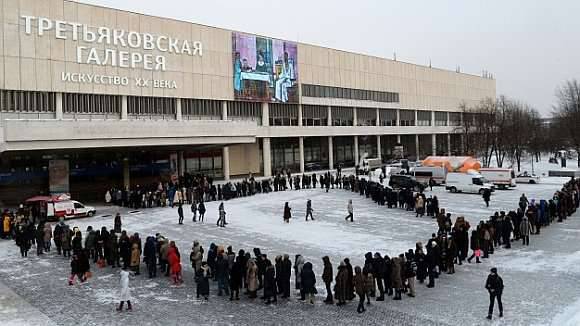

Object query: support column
[327,106,332,126]
[123,158,130,190]
[447,134,452,156]
[415,134,420,159]
[176,99,182,121]
[121,95,128,120]
[262,102,269,126]
[353,107,358,126]
[55,92,63,120]
[263,138,272,177]
[376,108,380,126]
[299,137,305,173]
[414,110,418,126]
[432,134,437,156]
[377,135,382,160]
[354,136,359,164]
[222,146,230,181]
[396,109,400,126]
[431,111,436,127]
[298,104,303,126]
[178,151,185,176]
[460,134,465,155]
[222,100,228,120]
[396,134,401,143]
[328,136,334,170]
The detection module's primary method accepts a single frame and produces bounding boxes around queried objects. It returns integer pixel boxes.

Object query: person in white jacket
[117,267,133,311]
[345,200,354,222]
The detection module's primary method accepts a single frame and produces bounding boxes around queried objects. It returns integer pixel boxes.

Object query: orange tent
[421,156,481,173]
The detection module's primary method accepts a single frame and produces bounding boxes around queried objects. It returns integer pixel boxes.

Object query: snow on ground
[0,158,579,326]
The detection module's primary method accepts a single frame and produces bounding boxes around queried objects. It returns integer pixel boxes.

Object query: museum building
[0,0,496,203]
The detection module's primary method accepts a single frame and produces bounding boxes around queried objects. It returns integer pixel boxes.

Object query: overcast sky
[82,0,580,116]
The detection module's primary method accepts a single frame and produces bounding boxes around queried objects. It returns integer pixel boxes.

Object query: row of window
[0,90,55,112]
[302,84,399,103]
[0,90,463,128]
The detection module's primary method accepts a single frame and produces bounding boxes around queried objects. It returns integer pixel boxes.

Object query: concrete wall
[0,0,495,109]
[228,142,260,176]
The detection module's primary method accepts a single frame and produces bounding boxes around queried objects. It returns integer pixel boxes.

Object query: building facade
[0,0,496,203]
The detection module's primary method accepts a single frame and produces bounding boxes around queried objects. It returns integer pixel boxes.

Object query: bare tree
[554,79,580,167]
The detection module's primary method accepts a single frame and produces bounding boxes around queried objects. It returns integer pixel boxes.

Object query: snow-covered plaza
[1,166,579,326]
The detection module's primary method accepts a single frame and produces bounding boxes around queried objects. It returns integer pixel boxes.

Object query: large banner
[49,160,69,194]
[233,32,298,103]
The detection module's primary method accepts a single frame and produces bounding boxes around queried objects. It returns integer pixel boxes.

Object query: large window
[417,110,432,126]
[63,93,121,114]
[449,112,462,126]
[333,136,355,167]
[269,103,298,126]
[302,105,328,126]
[302,84,399,103]
[331,107,354,126]
[0,90,56,112]
[271,138,300,172]
[399,110,416,126]
[182,99,222,120]
[184,150,223,178]
[227,101,262,124]
[357,108,377,126]
[435,111,448,126]
[128,96,176,117]
[379,109,397,126]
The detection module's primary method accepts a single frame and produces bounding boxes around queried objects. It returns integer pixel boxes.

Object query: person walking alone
[117,267,133,311]
[485,267,504,320]
[483,189,491,207]
[217,203,226,228]
[305,200,314,221]
[283,202,291,223]
[177,203,184,225]
[345,200,354,222]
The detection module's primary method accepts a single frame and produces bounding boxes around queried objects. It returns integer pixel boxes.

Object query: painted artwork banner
[49,160,69,194]
[233,32,298,103]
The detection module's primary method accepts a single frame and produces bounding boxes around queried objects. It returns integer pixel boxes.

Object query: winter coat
[190,245,203,270]
[130,244,140,267]
[143,237,157,265]
[520,217,532,236]
[364,273,375,294]
[390,257,403,289]
[3,216,10,233]
[230,259,243,290]
[334,265,349,301]
[43,224,52,242]
[61,228,72,250]
[300,262,317,294]
[168,249,181,274]
[354,273,366,296]
[119,270,131,301]
[196,265,211,296]
[470,232,480,250]
[283,206,292,220]
[246,260,258,292]
[294,255,305,288]
[322,256,333,284]
[347,202,353,214]
[70,258,80,274]
[264,265,277,297]
[485,273,504,294]
[85,230,96,250]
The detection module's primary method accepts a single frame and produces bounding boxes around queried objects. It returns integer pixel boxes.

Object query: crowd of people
[1,171,579,319]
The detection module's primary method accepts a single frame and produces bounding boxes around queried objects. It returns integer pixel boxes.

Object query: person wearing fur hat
[485,267,504,320]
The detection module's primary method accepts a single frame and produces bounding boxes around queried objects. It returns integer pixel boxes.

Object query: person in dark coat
[229,256,243,301]
[467,230,481,263]
[198,201,206,223]
[485,267,504,320]
[353,266,366,313]
[372,252,386,301]
[114,213,122,233]
[109,232,120,268]
[283,202,291,223]
[281,254,292,298]
[196,262,211,300]
[322,256,334,304]
[119,231,132,269]
[53,221,64,255]
[344,258,355,300]
[177,204,184,225]
[263,261,277,304]
[414,243,427,283]
[215,254,230,296]
[335,261,349,305]
[301,262,317,304]
[144,236,157,278]
[483,189,491,207]
[35,223,44,256]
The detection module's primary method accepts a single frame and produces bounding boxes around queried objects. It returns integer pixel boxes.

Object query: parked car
[25,195,96,221]
[515,172,541,184]
[388,174,425,191]
[445,172,495,194]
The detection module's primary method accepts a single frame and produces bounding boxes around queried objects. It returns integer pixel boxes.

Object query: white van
[412,166,447,185]
[445,172,494,194]
[479,168,516,189]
